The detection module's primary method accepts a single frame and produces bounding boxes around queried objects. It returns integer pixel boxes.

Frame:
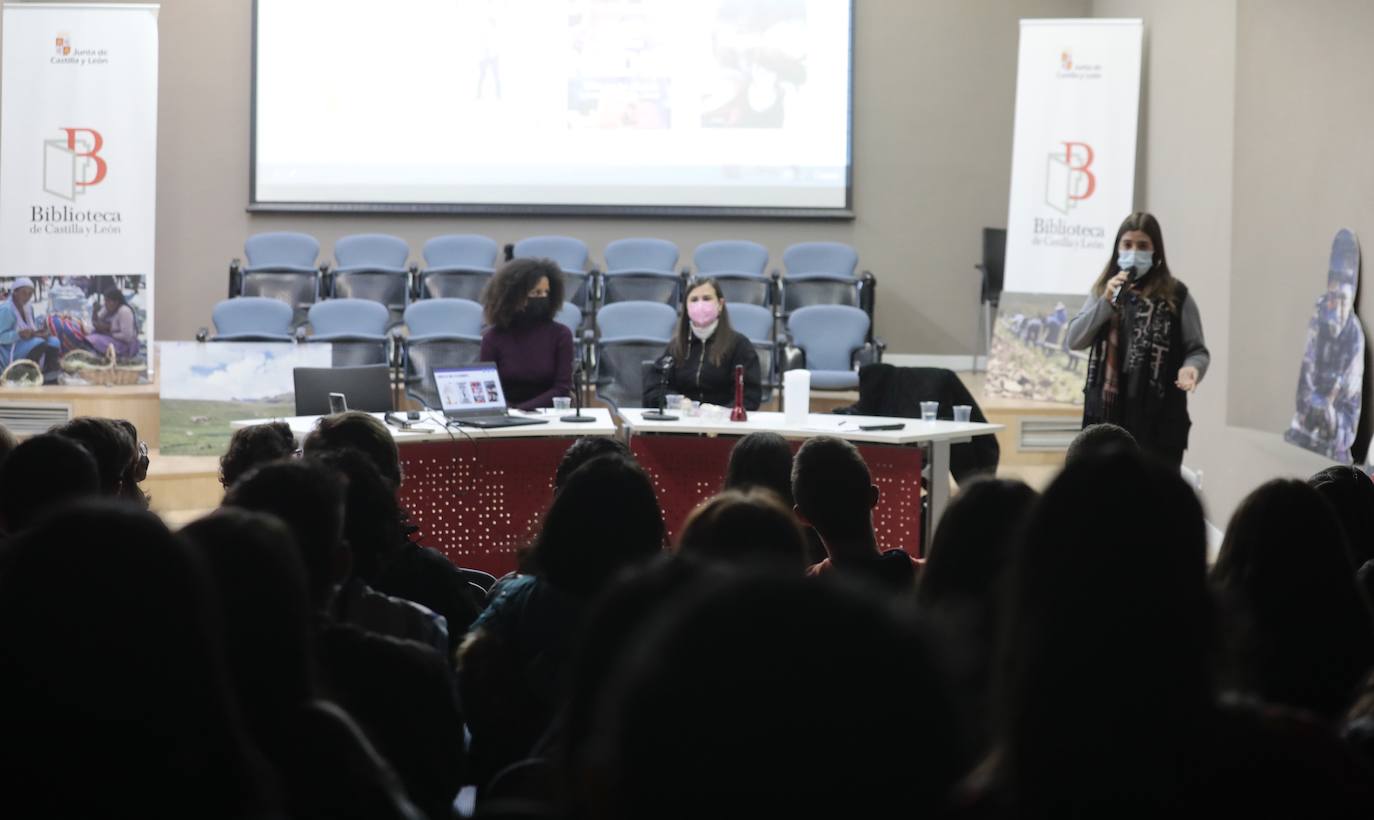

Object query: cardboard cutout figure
[1284,229,1364,463]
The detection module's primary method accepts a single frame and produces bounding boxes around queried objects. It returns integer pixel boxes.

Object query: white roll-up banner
[0,3,159,380]
[986,18,1141,405]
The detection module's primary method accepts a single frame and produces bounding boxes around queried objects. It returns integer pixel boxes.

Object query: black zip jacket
[644,329,762,410]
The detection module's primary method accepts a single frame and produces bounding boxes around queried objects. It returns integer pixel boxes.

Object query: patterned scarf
[1087,290,1178,425]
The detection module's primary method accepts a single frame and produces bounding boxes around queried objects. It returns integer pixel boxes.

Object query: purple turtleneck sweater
[479,319,574,410]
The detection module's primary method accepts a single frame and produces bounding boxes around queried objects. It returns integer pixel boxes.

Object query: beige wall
[140,0,1089,347]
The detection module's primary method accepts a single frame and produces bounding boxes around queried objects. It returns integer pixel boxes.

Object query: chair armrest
[780,343,805,373]
[854,338,884,368]
[228,258,242,298]
[195,326,209,343]
[294,324,309,343]
[503,242,515,262]
[859,270,877,339]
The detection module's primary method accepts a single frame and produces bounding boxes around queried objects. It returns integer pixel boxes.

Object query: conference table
[231,408,1001,575]
[617,409,1002,559]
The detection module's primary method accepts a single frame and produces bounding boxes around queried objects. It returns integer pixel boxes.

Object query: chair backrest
[554,301,582,333]
[212,297,294,338]
[595,301,677,341]
[782,277,861,314]
[239,272,320,327]
[307,299,389,338]
[693,240,769,276]
[595,341,665,409]
[602,273,682,306]
[334,234,410,270]
[604,238,679,273]
[403,298,483,338]
[330,271,410,327]
[728,303,773,343]
[418,269,493,302]
[782,241,858,277]
[512,235,589,273]
[788,305,869,371]
[423,234,499,270]
[244,232,319,270]
[711,273,773,306]
[292,364,392,416]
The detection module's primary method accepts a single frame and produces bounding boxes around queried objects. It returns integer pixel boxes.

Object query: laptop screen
[434,364,508,416]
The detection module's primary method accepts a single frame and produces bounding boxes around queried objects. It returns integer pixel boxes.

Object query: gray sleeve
[1065,294,1113,350]
[1180,293,1210,380]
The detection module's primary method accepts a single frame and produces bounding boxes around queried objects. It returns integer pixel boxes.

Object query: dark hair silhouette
[182,507,421,820]
[220,421,296,488]
[1212,478,1374,720]
[1065,422,1139,467]
[791,435,874,538]
[482,257,565,330]
[1309,465,1374,568]
[723,431,795,506]
[530,455,663,598]
[0,421,19,464]
[0,432,100,533]
[53,416,136,496]
[676,488,808,571]
[585,574,962,818]
[0,502,271,816]
[996,450,1213,809]
[310,448,405,584]
[918,477,1037,758]
[554,436,631,492]
[303,411,402,488]
[222,459,347,609]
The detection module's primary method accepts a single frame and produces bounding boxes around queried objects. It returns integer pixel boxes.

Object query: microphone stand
[561,364,595,423]
[641,355,678,421]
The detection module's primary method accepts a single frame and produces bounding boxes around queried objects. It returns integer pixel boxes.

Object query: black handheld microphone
[1111,268,1133,306]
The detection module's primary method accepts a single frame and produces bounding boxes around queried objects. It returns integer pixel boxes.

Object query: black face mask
[519,296,550,322]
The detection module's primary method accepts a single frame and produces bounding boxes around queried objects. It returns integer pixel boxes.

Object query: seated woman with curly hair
[478,258,573,411]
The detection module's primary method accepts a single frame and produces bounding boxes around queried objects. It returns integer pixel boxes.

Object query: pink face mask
[687,299,719,326]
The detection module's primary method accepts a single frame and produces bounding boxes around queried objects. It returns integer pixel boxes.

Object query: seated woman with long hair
[645,277,761,410]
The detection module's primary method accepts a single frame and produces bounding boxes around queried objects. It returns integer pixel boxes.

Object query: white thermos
[784,369,811,426]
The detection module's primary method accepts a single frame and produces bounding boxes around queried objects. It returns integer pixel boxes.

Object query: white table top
[616,409,1002,445]
[230,408,618,443]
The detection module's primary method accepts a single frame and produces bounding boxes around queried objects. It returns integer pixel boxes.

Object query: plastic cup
[953,404,972,423]
[552,396,572,412]
[666,393,684,409]
[920,401,939,422]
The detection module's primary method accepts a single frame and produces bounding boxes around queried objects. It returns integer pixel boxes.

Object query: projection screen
[251,0,854,216]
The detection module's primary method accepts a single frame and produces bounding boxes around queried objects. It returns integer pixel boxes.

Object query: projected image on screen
[252,0,852,213]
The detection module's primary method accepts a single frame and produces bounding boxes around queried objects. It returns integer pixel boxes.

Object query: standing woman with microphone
[1066,212,1209,466]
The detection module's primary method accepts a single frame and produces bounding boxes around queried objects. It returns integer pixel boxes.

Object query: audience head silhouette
[1212,478,1374,720]
[220,421,296,488]
[1064,422,1139,466]
[310,447,405,583]
[676,488,808,570]
[921,477,1038,608]
[791,435,878,539]
[531,454,663,598]
[303,411,402,489]
[222,459,348,609]
[723,431,795,505]
[586,574,961,819]
[996,449,1212,809]
[554,435,631,492]
[0,501,269,816]
[53,416,137,496]
[0,432,100,534]
[1308,465,1374,568]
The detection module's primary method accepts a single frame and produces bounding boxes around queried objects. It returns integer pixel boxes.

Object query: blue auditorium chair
[416,234,499,302]
[590,301,676,409]
[210,297,295,342]
[601,238,682,305]
[692,240,773,306]
[230,232,322,327]
[780,242,876,334]
[401,298,484,410]
[729,302,778,403]
[329,233,413,328]
[305,298,391,366]
[782,305,883,391]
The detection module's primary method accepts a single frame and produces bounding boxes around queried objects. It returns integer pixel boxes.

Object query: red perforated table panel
[396,437,572,576]
[629,434,924,558]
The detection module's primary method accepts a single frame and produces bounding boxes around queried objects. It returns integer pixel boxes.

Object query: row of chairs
[227,232,878,335]
[207,296,882,411]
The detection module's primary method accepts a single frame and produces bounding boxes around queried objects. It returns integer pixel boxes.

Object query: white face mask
[1117,249,1154,275]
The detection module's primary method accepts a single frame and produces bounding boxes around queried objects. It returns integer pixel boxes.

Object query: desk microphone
[641,355,678,421]
[562,364,595,423]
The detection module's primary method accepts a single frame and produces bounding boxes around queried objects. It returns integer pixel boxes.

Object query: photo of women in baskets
[0,275,148,386]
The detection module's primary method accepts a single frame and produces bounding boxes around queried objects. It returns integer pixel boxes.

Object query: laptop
[433,363,549,429]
